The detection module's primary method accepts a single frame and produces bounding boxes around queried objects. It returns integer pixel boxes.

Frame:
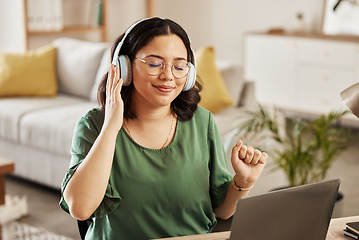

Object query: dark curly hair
[97,17,202,121]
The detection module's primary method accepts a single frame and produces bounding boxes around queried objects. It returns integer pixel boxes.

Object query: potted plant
[234,105,356,187]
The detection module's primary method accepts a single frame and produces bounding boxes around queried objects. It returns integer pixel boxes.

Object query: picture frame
[322,0,359,36]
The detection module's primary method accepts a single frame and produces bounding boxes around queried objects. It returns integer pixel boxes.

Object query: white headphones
[111,17,196,91]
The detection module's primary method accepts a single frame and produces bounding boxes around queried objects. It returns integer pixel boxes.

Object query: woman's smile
[153,84,176,93]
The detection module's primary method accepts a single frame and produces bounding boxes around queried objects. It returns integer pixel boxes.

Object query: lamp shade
[341,82,359,118]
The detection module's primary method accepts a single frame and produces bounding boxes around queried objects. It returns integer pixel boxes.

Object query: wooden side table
[0,157,15,205]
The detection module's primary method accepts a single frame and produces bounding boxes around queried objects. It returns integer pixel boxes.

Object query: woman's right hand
[103,64,124,133]
[64,64,124,220]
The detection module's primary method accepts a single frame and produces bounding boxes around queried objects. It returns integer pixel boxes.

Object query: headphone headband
[111,18,152,65]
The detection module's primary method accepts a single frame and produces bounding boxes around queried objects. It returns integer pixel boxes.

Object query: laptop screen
[229,179,340,240]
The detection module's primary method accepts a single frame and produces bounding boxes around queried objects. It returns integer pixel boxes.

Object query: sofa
[0,38,255,190]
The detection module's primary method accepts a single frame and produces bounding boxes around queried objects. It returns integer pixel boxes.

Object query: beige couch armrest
[238,81,256,108]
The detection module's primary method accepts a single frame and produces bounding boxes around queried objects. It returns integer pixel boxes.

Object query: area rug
[1,221,74,240]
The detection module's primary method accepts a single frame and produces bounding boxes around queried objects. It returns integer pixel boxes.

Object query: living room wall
[152,0,324,65]
[106,0,325,65]
[1,0,324,66]
[0,0,26,52]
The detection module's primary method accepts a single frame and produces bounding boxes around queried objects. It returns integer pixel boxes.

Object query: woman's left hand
[231,139,267,189]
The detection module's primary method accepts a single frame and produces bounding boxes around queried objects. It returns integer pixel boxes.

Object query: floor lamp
[341,82,359,119]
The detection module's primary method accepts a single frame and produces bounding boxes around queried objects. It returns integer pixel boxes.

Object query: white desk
[156,215,359,240]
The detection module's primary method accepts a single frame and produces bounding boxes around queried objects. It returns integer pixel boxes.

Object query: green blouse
[60,106,233,239]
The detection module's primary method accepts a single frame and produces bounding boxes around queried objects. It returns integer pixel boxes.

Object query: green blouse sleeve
[207,113,233,209]
[59,109,122,218]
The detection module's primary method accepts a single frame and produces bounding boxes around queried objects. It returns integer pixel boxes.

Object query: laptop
[229,179,340,240]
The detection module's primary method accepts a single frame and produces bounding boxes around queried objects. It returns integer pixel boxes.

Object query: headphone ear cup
[183,62,196,91]
[118,55,132,86]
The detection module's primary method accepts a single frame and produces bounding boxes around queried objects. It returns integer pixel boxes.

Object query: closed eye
[174,66,185,71]
[173,62,188,71]
[148,63,162,68]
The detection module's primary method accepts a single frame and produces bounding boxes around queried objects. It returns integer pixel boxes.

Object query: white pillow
[52,38,109,99]
[90,46,111,102]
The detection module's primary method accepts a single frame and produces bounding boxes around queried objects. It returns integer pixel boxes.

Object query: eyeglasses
[135,57,190,79]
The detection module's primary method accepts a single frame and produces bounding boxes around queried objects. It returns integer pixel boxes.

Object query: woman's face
[131,34,188,108]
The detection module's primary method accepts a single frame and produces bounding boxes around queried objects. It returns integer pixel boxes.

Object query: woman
[60,17,267,239]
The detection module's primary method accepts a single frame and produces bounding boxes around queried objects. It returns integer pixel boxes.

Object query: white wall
[0,0,26,52]
[106,0,146,43]
[153,0,325,65]
[1,0,325,65]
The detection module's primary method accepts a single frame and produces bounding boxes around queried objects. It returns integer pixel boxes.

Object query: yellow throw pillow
[0,45,57,97]
[196,46,234,113]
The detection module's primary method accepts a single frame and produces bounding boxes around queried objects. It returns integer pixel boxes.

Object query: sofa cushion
[52,38,109,99]
[0,45,57,97]
[19,102,98,155]
[0,138,72,189]
[90,46,111,102]
[0,95,85,142]
[196,46,234,113]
